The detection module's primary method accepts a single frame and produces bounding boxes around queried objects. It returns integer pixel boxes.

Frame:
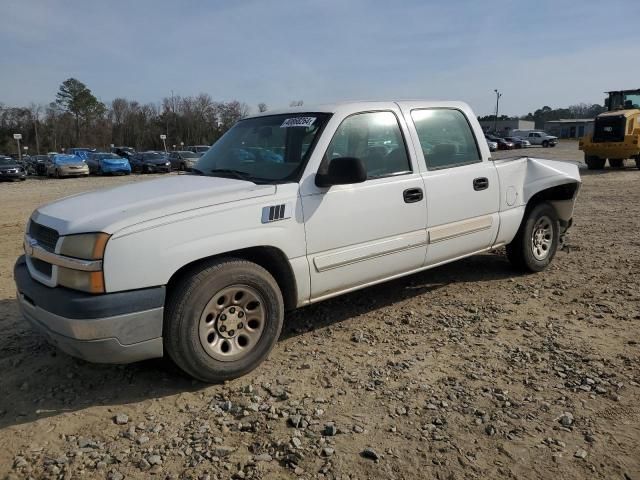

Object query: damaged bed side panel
[493,157,581,245]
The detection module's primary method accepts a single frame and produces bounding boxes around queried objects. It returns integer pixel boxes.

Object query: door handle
[403,188,423,203]
[473,177,489,191]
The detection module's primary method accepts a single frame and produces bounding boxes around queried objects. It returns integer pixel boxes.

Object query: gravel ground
[1,141,639,480]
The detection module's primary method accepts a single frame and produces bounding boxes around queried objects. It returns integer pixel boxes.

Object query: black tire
[164,258,284,383]
[635,157,640,169]
[542,140,549,148]
[609,159,624,168]
[506,202,560,272]
[585,154,605,170]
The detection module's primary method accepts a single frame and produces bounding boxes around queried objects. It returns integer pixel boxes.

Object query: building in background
[478,119,535,136]
[543,119,594,139]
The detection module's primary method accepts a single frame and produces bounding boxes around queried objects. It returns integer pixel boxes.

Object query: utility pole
[494,89,502,134]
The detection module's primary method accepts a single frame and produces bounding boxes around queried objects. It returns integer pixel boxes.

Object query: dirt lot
[1,142,639,480]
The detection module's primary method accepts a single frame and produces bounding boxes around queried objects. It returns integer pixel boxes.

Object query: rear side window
[411,109,481,170]
[325,111,411,179]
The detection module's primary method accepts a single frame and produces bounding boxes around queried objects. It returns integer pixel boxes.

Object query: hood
[0,163,21,170]
[32,175,276,235]
[145,158,169,164]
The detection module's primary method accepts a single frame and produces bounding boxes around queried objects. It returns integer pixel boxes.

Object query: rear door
[399,104,500,265]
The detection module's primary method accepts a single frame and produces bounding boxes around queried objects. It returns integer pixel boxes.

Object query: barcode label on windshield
[281,117,316,128]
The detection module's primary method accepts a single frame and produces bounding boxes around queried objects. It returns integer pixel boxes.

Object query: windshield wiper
[208,168,259,182]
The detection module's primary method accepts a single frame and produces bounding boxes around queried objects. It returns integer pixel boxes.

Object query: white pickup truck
[15,101,581,382]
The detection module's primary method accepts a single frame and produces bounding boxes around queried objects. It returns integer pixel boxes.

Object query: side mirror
[315,157,367,187]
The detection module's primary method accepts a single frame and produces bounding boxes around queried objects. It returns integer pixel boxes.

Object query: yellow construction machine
[579,89,640,169]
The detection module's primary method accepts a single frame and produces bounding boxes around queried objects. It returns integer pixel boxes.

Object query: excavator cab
[606,89,640,111]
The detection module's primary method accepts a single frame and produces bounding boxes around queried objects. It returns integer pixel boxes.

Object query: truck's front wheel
[585,154,605,170]
[506,202,560,272]
[164,259,284,383]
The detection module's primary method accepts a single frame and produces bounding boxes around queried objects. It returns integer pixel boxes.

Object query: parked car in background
[130,151,172,173]
[503,136,531,149]
[168,150,200,171]
[67,148,95,160]
[0,155,26,181]
[111,146,136,160]
[86,153,131,175]
[186,145,210,154]
[486,140,498,152]
[512,130,558,147]
[485,134,515,150]
[47,154,89,178]
[27,155,50,176]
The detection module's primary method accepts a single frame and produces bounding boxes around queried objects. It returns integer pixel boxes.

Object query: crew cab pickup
[14,101,581,382]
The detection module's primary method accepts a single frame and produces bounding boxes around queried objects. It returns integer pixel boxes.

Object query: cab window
[325,111,411,179]
[411,109,481,170]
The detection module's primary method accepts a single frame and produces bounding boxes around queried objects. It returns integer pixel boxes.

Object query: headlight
[59,233,110,260]
[58,267,105,293]
[165,162,170,166]
[57,233,110,293]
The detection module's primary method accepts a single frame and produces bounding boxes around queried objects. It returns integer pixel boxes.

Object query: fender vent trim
[261,203,292,223]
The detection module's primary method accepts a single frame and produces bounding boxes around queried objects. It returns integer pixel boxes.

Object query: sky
[1,0,639,117]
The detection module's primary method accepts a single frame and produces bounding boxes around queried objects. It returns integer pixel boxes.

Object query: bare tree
[258,102,268,112]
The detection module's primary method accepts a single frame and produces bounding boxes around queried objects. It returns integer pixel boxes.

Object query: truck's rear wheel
[164,258,284,383]
[585,154,605,170]
[506,202,559,272]
[609,159,624,168]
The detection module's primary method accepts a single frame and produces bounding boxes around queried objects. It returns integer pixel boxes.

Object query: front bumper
[0,169,26,180]
[145,164,171,173]
[102,164,131,174]
[14,256,165,364]
[59,167,89,177]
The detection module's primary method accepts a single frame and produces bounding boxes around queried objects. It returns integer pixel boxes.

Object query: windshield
[0,158,15,166]
[96,153,122,160]
[143,153,167,160]
[178,151,198,158]
[196,113,330,183]
[55,155,82,164]
[608,91,640,110]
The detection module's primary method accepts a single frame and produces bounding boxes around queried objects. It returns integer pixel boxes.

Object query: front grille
[593,115,626,143]
[31,257,53,276]
[29,222,59,252]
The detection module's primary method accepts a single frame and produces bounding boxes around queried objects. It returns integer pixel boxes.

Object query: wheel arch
[166,246,298,311]
[525,181,580,223]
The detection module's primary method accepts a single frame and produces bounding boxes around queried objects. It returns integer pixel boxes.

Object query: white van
[512,130,558,147]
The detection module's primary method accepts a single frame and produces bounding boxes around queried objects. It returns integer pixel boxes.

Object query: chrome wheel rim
[531,215,553,260]
[199,285,266,362]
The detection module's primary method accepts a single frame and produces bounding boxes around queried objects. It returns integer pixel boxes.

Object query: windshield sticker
[281,117,316,128]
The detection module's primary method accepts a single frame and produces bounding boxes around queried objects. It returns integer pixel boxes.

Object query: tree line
[2,77,607,154]
[478,103,607,129]
[0,78,260,155]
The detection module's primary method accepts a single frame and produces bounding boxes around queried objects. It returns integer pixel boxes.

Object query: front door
[301,110,427,299]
